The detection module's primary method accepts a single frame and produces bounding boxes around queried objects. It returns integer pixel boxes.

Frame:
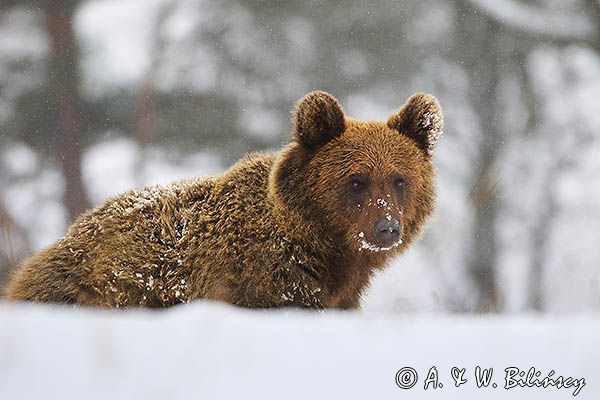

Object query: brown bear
[4,91,443,309]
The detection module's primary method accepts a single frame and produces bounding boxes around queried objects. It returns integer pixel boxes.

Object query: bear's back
[4,153,285,308]
[4,175,219,307]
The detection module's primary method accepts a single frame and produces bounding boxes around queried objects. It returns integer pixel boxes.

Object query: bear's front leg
[335,295,362,310]
[277,263,329,309]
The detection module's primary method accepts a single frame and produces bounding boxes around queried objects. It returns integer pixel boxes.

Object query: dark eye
[394,177,406,189]
[349,178,365,191]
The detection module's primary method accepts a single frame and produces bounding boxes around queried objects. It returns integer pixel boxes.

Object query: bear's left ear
[292,91,345,151]
[387,93,444,157]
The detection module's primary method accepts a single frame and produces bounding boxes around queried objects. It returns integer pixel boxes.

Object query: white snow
[376,198,389,208]
[0,302,597,399]
[468,0,595,40]
[75,0,165,93]
[0,143,38,177]
[82,137,223,204]
[237,106,284,139]
[0,7,49,64]
[359,239,402,253]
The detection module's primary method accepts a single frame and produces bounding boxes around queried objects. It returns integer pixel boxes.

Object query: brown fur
[3,91,443,309]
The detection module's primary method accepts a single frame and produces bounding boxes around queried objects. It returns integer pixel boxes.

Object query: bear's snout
[373,217,401,247]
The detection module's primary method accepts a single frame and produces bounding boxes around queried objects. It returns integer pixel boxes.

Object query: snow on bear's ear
[292,91,345,151]
[387,93,444,157]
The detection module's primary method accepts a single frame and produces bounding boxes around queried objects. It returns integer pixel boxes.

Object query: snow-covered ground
[0,302,597,399]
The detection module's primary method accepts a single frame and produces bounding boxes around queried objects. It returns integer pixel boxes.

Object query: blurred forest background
[0,0,599,314]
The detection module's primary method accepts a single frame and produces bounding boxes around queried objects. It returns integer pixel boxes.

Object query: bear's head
[270,91,443,258]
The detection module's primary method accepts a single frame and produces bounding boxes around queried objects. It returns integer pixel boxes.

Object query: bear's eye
[394,177,407,189]
[349,178,365,191]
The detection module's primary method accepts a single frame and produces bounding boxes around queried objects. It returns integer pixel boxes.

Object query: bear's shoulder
[212,152,278,202]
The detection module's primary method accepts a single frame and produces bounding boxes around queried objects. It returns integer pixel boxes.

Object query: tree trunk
[455,1,502,312]
[46,1,90,222]
[133,1,173,187]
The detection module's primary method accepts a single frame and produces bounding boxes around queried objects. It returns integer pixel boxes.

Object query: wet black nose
[373,218,401,247]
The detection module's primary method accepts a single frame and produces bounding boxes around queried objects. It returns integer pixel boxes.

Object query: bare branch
[0,196,31,271]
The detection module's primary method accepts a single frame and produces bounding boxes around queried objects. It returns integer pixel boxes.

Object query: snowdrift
[0,302,597,399]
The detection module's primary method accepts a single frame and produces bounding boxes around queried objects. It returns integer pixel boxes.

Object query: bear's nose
[373,218,401,247]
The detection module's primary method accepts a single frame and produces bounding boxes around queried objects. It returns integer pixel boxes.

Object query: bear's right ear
[292,91,345,151]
